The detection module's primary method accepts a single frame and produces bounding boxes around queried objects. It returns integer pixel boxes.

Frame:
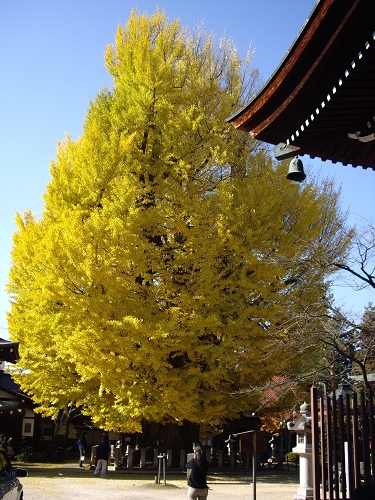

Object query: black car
[0,449,27,499]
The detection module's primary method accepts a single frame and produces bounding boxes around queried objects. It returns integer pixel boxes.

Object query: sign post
[232,430,269,500]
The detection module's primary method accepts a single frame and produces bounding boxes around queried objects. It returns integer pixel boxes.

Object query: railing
[311,387,375,500]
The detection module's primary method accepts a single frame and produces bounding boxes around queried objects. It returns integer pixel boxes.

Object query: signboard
[234,431,269,453]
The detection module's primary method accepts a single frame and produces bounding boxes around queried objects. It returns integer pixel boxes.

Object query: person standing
[77,432,87,467]
[94,434,111,478]
[0,434,11,454]
[186,445,209,500]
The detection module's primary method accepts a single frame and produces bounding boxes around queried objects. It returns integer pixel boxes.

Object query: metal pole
[253,431,257,500]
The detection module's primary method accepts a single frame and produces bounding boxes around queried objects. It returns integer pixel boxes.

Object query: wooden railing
[311,387,375,500]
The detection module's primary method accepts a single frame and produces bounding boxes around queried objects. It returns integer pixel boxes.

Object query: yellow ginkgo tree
[7,9,351,433]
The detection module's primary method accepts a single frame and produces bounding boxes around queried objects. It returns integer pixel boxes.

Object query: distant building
[0,366,35,453]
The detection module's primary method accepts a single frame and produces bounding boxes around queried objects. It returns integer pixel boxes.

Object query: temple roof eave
[228,0,375,171]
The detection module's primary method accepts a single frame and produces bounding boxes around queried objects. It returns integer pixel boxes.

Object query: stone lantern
[287,402,313,500]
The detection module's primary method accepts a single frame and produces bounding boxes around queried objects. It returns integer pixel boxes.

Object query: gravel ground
[17,462,300,499]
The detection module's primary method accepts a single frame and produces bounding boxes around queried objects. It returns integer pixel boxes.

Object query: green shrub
[285,452,299,464]
[15,439,34,462]
[39,445,67,463]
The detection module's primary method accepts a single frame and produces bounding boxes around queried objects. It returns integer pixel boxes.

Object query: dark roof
[0,339,20,363]
[0,401,19,411]
[0,371,22,395]
[0,371,33,406]
[228,0,375,171]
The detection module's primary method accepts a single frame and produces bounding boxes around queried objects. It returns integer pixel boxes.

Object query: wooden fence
[311,387,375,500]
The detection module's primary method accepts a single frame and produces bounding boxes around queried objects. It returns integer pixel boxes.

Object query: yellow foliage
[7,10,350,432]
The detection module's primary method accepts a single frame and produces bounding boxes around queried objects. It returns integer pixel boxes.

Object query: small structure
[231,430,269,500]
[287,402,313,500]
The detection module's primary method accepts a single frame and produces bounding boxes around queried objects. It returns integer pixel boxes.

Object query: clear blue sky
[1,1,374,339]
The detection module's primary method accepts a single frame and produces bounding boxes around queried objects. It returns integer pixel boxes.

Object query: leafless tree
[237,220,375,411]
[333,218,375,291]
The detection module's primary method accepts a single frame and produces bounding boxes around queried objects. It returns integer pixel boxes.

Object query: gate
[311,386,375,499]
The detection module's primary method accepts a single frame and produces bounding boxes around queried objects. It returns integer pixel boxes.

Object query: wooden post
[252,431,257,500]
[368,391,375,485]
[311,387,320,500]
[345,392,354,497]
[361,391,371,484]
[352,392,361,489]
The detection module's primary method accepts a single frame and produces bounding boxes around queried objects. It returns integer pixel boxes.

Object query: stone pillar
[287,402,313,500]
[114,446,119,470]
[153,449,159,468]
[297,454,313,499]
[167,448,172,468]
[91,445,98,469]
[140,448,146,469]
[180,449,185,469]
[127,446,133,469]
[218,449,224,468]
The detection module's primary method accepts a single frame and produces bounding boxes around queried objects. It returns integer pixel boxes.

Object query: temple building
[228,0,375,173]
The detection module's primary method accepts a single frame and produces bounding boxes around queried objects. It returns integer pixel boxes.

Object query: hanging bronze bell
[286,157,306,182]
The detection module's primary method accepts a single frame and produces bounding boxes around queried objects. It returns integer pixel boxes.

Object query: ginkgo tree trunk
[7,9,351,433]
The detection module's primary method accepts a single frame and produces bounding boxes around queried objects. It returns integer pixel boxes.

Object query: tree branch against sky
[333,219,375,292]
[7,10,351,432]
[254,221,375,401]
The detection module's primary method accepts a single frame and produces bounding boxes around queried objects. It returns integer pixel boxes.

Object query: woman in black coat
[186,446,209,500]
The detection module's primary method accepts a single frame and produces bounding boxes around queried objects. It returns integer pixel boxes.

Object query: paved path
[18,463,300,499]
